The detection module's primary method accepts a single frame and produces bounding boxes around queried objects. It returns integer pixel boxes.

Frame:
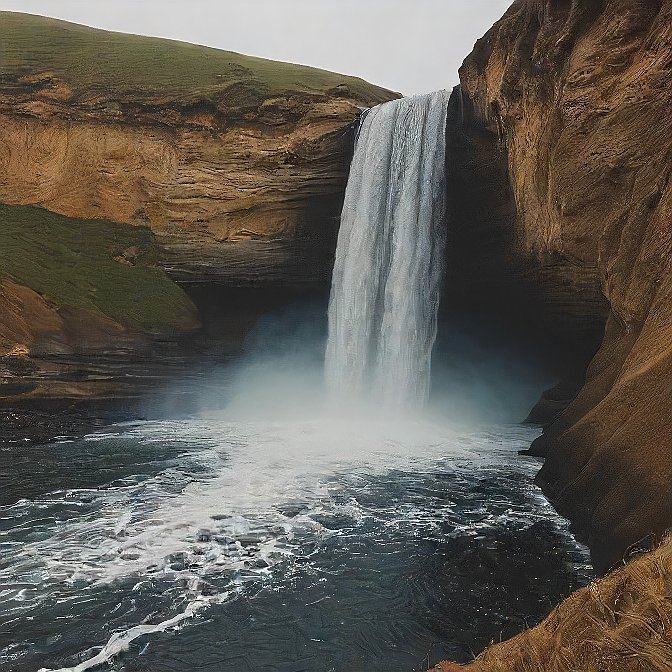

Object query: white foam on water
[1,417,561,672]
[37,593,230,672]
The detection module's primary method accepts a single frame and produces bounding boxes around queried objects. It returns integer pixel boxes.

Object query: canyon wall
[452,0,672,571]
[0,102,375,284]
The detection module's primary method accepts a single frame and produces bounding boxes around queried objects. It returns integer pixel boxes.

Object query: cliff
[0,12,396,403]
[0,12,396,285]
[452,0,672,571]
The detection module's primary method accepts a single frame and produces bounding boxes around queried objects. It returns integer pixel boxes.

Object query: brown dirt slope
[458,0,672,571]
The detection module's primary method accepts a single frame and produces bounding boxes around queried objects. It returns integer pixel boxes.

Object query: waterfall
[325,90,449,408]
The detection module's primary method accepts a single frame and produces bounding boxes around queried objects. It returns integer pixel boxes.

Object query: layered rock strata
[452,0,672,571]
[0,12,396,284]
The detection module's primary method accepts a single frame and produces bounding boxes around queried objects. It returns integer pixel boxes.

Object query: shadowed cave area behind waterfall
[173,87,589,429]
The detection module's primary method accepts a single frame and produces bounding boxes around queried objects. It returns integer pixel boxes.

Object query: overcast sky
[0,1,512,94]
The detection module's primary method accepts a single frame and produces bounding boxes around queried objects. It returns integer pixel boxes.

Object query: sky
[0,1,512,94]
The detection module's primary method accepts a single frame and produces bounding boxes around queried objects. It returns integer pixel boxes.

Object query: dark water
[0,418,592,672]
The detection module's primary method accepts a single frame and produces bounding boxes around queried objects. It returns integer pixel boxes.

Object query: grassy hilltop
[0,11,394,105]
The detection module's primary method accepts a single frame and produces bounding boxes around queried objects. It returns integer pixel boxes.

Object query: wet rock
[197,529,212,543]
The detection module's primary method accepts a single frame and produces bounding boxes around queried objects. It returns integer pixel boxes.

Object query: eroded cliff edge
[0,13,395,283]
[0,12,396,404]
[450,0,672,571]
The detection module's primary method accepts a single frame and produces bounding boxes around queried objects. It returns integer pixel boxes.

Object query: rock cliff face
[453,0,672,571]
[0,12,396,404]
[0,12,396,284]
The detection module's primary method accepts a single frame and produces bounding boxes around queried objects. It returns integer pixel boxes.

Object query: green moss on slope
[0,204,198,332]
[0,12,394,105]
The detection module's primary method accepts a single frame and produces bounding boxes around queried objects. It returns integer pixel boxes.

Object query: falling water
[325,90,450,407]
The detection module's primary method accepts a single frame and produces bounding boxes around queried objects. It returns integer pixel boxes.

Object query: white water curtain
[325,90,449,408]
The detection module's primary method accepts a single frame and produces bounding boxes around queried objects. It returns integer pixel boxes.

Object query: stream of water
[326,91,449,407]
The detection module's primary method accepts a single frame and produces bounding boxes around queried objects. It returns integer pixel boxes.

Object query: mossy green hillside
[0,12,394,104]
[0,204,197,332]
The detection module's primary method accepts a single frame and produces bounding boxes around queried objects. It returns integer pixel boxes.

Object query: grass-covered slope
[438,535,672,672]
[0,204,197,333]
[0,11,394,105]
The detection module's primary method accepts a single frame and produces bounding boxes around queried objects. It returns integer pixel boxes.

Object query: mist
[175,296,551,431]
